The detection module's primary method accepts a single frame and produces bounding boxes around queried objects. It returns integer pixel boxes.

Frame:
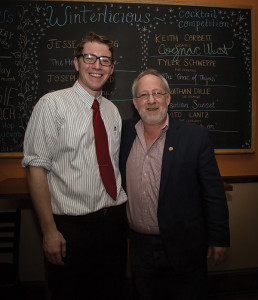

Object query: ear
[74,57,79,72]
[133,98,138,111]
[166,93,171,106]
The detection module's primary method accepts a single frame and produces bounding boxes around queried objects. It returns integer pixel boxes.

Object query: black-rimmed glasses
[76,53,113,66]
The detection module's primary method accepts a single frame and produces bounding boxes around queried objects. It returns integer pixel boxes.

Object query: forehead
[137,74,164,91]
[83,41,111,56]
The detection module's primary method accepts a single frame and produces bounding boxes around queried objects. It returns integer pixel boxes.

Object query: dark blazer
[119,117,230,273]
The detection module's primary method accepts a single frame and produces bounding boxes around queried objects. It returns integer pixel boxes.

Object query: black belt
[53,203,126,222]
[130,229,161,238]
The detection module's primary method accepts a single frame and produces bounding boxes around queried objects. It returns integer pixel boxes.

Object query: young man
[22,32,127,300]
[119,69,230,300]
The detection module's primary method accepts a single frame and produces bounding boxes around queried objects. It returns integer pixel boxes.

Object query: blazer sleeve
[198,128,230,247]
[119,118,138,193]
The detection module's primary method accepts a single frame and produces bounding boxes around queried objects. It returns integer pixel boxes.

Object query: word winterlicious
[46,4,151,26]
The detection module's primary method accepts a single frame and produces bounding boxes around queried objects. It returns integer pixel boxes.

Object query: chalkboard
[0,1,254,156]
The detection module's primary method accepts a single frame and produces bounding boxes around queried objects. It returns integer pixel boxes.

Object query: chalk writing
[0,1,253,153]
[47,5,151,26]
[0,9,14,24]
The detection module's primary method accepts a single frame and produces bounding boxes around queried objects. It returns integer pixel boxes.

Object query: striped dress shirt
[126,116,169,234]
[22,81,127,215]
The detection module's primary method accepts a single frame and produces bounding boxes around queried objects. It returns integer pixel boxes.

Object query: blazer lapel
[120,119,138,192]
[158,118,181,202]
[123,119,138,161]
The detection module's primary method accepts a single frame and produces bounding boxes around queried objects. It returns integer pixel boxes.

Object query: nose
[93,58,102,68]
[148,94,156,104]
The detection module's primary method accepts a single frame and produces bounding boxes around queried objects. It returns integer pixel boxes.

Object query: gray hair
[131,69,170,97]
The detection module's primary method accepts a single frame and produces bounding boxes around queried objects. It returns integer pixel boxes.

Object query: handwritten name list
[0,1,253,154]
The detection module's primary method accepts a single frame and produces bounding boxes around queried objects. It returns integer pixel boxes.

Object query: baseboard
[208,268,258,296]
[17,268,258,297]
[222,175,258,183]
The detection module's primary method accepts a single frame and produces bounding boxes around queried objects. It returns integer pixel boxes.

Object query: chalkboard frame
[0,0,255,157]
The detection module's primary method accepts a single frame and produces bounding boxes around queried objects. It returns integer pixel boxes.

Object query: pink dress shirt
[126,116,169,234]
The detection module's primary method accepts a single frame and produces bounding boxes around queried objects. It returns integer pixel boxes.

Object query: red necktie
[92,100,117,200]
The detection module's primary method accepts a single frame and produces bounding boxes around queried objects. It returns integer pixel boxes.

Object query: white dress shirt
[22,80,127,215]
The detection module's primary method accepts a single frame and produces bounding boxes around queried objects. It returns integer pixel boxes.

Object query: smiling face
[133,74,171,126]
[74,41,114,98]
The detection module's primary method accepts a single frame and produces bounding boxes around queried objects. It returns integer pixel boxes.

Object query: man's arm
[197,127,230,266]
[27,166,66,265]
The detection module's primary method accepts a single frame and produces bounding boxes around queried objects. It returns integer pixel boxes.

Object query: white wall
[209,182,258,272]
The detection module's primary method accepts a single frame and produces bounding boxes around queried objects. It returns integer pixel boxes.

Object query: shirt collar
[73,80,102,108]
[136,114,169,133]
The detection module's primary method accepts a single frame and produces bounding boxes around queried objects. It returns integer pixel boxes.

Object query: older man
[119,69,230,300]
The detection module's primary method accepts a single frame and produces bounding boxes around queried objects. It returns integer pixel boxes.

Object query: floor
[1,283,258,300]
[210,293,258,300]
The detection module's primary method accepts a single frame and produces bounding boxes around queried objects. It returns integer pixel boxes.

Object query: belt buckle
[103,208,109,216]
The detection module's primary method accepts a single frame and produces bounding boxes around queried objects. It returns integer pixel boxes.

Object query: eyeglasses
[136,91,167,101]
[76,53,114,66]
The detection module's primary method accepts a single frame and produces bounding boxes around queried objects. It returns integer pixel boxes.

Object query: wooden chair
[0,209,21,295]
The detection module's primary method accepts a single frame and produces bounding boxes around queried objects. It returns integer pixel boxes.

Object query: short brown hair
[75,31,113,57]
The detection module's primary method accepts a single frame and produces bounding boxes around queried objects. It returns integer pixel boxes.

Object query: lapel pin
[169,147,174,151]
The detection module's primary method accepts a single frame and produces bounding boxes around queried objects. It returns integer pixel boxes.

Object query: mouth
[147,107,159,111]
[90,73,102,78]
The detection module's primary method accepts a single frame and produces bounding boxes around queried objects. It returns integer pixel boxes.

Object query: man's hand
[207,246,229,267]
[43,229,66,265]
